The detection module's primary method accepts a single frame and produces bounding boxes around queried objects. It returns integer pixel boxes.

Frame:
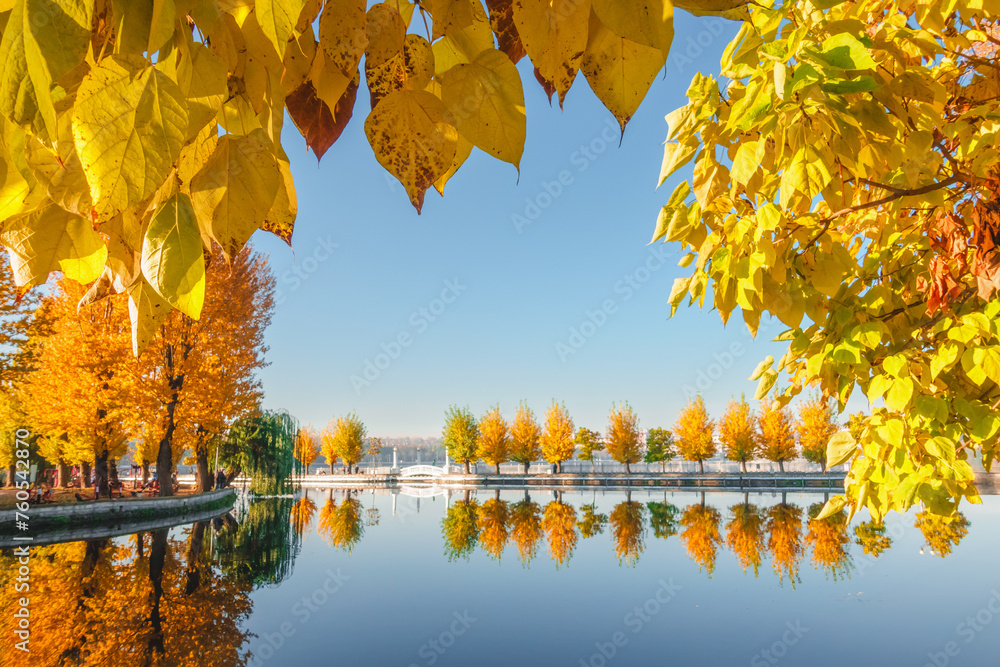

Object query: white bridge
[398,464,450,478]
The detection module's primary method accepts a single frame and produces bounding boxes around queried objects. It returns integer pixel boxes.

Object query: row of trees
[437,396,843,475]
[291,415,383,474]
[0,249,277,496]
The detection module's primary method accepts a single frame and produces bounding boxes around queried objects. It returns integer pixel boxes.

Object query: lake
[2,487,998,666]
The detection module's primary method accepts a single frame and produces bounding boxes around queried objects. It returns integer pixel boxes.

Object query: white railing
[398,485,447,497]
[399,464,448,478]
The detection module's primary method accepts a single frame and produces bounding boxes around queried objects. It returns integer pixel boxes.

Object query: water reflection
[318,489,365,552]
[216,497,301,586]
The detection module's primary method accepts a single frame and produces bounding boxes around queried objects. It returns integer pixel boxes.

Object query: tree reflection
[647,500,679,539]
[680,498,722,576]
[543,496,578,568]
[854,520,892,557]
[767,503,804,586]
[726,501,767,577]
[318,490,365,553]
[478,492,510,561]
[806,502,853,580]
[291,495,318,536]
[510,492,543,566]
[577,503,609,539]
[915,509,970,557]
[610,499,646,566]
[442,491,479,561]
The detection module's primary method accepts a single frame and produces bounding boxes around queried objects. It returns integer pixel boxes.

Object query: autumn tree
[0,390,26,487]
[726,502,767,576]
[806,503,852,581]
[610,499,646,566]
[915,510,970,558]
[223,410,298,495]
[767,503,804,586]
[509,402,541,474]
[719,395,758,473]
[0,257,39,383]
[477,493,510,561]
[577,502,609,539]
[477,406,509,475]
[673,396,716,474]
[365,436,383,467]
[442,405,479,474]
[291,495,318,536]
[542,498,577,568]
[322,413,367,473]
[758,399,798,473]
[22,280,137,498]
[575,427,605,473]
[294,427,321,474]
[606,402,642,474]
[854,521,892,558]
[647,501,680,539]
[798,396,839,473]
[680,501,722,576]
[442,492,479,561]
[655,0,1000,518]
[510,494,543,566]
[541,401,575,473]
[644,428,675,472]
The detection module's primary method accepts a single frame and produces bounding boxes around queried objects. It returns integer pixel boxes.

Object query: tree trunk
[661,462,666,473]
[142,460,150,486]
[157,346,183,498]
[741,460,747,474]
[185,521,207,595]
[821,461,827,474]
[82,461,92,488]
[557,461,562,473]
[58,460,70,488]
[94,450,110,499]
[5,464,14,487]
[224,464,241,487]
[463,489,471,503]
[147,530,168,660]
[109,459,120,489]
[779,460,785,473]
[698,460,704,474]
[523,461,530,474]
[625,461,631,475]
[464,460,470,474]
[591,460,595,473]
[494,462,500,475]
[196,444,212,493]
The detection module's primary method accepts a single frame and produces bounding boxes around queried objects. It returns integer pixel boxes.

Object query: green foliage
[574,427,604,464]
[655,0,1000,517]
[442,405,479,469]
[224,410,298,495]
[646,500,679,539]
[643,428,675,468]
[215,496,301,587]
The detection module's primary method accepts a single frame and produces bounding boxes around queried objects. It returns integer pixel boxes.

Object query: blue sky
[252,13,792,437]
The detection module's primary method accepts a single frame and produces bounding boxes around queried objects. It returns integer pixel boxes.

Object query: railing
[398,464,448,478]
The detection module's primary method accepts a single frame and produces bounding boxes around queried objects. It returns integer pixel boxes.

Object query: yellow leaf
[365,2,406,67]
[512,0,591,106]
[141,193,205,319]
[262,157,297,245]
[440,49,524,168]
[112,0,177,55]
[0,153,32,220]
[422,0,478,40]
[127,277,173,356]
[160,39,228,141]
[434,132,473,195]
[190,128,281,260]
[282,25,318,91]
[364,89,458,212]
[0,0,93,141]
[0,200,107,288]
[580,11,666,132]
[255,0,308,59]
[309,50,354,109]
[658,140,697,186]
[318,0,368,76]
[591,0,673,54]
[432,0,494,76]
[73,55,188,222]
[673,0,750,20]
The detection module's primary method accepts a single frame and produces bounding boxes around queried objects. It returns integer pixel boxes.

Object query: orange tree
[509,402,541,474]
[442,405,479,474]
[798,395,839,473]
[605,402,642,474]
[540,401,575,473]
[673,396,715,474]
[477,405,509,475]
[294,426,321,474]
[655,0,1000,519]
[758,398,797,473]
[719,394,758,473]
[322,412,368,472]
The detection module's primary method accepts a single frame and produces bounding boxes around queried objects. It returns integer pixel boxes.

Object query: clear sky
[251,13,792,437]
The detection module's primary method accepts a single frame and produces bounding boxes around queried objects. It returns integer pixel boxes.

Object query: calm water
[3,487,999,666]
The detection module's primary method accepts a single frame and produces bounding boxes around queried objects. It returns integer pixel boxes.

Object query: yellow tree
[758,399,798,473]
[294,426,321,474]
[477,492,510,561]
[541,401,575,473]
[477,406,510,475]
[610,499,646,566]
[767,502,805,586]
[577,503,609,538]
[318,491,365,552]
[0,389,26,487]
[719,395,758,473]
[509,402,541,474]
[575,427,605,473]
[291,496,318,537]
[23,280,137,497]
[322,413,367,473]
[510,494,544,566]
[543,498,577,568]
[726,501,767,577]
[442,491,480,561]
[680,500,722,576]
[0,255,39,383]
[915,510,970,558]
[798,396,839,473]
[854,520,892,558]
[674,396,716,474]
[442,405,479,474]
[806,503,852,580]
[605,402,642,474]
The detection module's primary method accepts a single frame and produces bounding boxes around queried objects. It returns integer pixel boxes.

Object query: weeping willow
[215,497,301,588]
[225,410,298,495]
